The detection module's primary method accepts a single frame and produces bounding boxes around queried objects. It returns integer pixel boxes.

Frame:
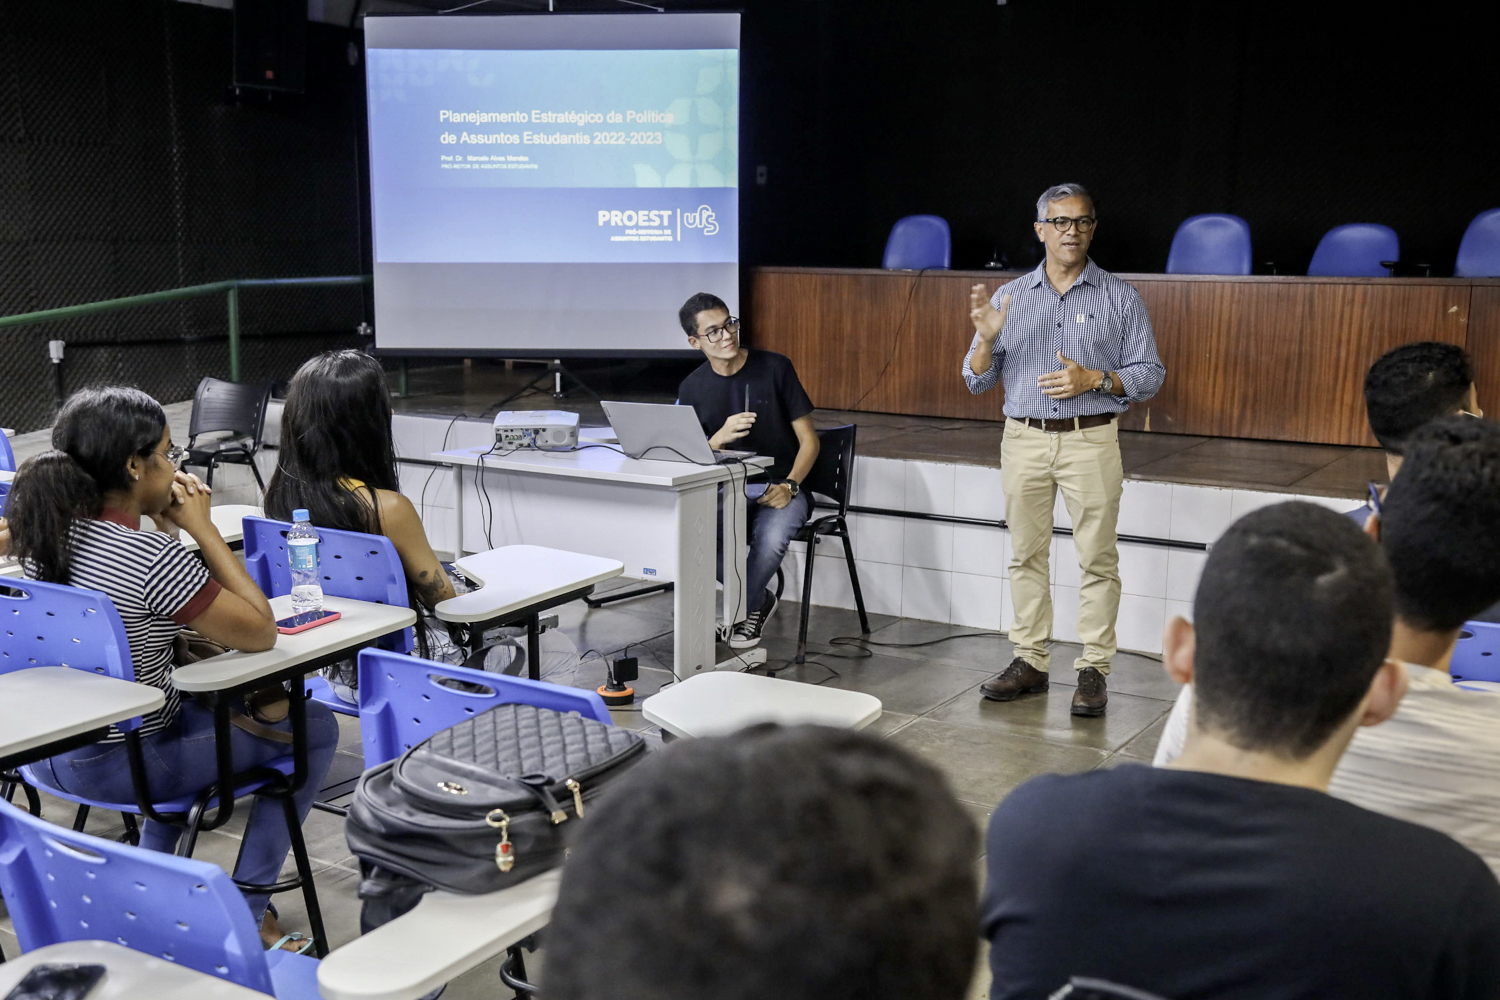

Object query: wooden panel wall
[749,268,1493,447]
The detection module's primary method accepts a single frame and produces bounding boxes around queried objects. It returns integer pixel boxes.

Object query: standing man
[963,184,1164,716]
[677,292,820,649]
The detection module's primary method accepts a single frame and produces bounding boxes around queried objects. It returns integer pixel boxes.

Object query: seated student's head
[1373,415,1500,637]
[1364,342,1478,477]
[542,725,979,1000]
[264,349,398,533]
[6,387,173,583]
[678,291,739,360]
[1165,502,1400,761]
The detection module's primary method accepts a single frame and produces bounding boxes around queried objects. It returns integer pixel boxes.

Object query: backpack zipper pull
[486,809,515,872]
[565,778,585,818]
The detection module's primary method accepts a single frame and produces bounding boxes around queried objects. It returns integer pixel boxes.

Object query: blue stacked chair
[0,797,319,998]
[1455,208,1500,278]
[1451,621,1500,686]
[243,515,415,716]
[882,214,951,270]
[0,425,15,471]
[1307,223,1400,277]
[1165,214,1253,275]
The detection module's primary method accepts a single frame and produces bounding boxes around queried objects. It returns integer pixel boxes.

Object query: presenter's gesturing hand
[710,411,756,450]
[1039,352,1110,399]
[967,285,1011,377]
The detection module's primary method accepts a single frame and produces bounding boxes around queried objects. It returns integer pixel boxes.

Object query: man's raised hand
[970,285,1012,343]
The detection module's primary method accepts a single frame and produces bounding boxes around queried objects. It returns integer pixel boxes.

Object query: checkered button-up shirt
[961,258,1165,419]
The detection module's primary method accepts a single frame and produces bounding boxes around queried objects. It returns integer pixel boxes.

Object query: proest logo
[681,205,719,237]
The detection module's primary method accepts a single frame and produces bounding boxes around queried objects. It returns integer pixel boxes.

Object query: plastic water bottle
[287,509,324,615]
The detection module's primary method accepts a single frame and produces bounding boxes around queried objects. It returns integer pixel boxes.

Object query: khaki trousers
[1001,417,1124,673]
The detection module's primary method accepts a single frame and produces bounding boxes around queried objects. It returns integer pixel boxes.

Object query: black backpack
[346,702,648,930]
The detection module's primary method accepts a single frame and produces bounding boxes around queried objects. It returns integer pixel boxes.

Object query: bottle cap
[293,509,310,522]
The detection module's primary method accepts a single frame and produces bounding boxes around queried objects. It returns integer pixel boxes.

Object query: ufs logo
[682,205,719,236]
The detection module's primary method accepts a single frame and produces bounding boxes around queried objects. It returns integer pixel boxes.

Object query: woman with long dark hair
[6,386,337,953]
[265,351,455,670]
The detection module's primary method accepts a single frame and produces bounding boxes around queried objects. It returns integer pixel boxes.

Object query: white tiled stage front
[389,414,1364,657]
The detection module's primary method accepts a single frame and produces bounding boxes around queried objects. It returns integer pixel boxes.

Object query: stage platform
[386,363,1375,657]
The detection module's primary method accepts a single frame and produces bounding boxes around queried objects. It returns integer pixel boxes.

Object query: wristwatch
[783,478,801,498]
[1095,371,1115,395]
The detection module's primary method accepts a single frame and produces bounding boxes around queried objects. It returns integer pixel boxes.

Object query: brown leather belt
[1019,413,1116,433]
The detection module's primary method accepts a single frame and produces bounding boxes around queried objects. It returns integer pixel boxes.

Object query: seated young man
[676,292,819,648]
[984,502,1500,999]
[1353,340,1480,523]
[541,725,979,1000]
[1157,416,1500,874]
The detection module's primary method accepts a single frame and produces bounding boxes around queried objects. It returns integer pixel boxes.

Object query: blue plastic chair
[0,481,9,516]
[4,576,328,955]
[357,648,612,767]
[0,798,318,998]
[1455,209,1500,278]
[0,425,14,471]
[882,215,951,270]
[1452,621,1500,684]
[243,515,415,716]
[1307,224,1400,277]
[1165,214,1253,275]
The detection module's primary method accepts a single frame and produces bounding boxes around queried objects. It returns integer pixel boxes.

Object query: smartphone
[3,964,106,1000]
[276,609,342,634]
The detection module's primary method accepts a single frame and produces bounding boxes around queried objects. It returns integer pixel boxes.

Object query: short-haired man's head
[678,291,729,337]
[1378,415,1500,631]
[1193,502,1393,759]
[1363,341,1474,455]
[1036,182,1093,221]
[542,725,979,1000]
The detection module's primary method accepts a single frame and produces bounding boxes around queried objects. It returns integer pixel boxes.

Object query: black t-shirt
[677,350,814,480]
[983,763,1500,1000]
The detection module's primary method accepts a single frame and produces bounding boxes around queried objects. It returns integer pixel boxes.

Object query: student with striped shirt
[5,386,338,952]
[1156,415,1500,876]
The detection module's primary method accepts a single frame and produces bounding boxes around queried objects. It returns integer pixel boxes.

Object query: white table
[642,672,883,739]
[172,594,416,695]
[0,940,270,1000]
[0,468,13,483]
[436,545,623,680]
[318,870,560,1000]
[0,668,165,771]
[437,445,771,679]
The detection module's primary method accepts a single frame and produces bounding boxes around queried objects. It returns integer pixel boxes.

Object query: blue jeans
[719,489,811,613]
[31,699,339,923]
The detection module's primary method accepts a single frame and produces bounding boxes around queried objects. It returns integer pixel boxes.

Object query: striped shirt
[962,258,1165,419]
[31,510,220,740]
[1153,667,1500,878]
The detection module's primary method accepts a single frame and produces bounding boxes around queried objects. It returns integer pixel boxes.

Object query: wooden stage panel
[750,267,1495,447]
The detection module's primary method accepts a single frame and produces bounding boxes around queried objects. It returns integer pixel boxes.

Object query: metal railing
[0,275,371,384]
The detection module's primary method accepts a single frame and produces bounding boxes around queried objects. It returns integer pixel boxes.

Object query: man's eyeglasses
[163,445,187,470]
[695,317,740,343]
[1041,216,1097,233]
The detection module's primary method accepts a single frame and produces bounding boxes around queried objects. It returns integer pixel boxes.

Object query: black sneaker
[728,590,778,648]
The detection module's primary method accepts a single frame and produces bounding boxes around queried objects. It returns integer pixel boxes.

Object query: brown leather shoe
[980,658,1049,702]
[1071,666,1108,716]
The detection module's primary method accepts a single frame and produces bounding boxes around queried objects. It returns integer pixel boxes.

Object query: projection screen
[364,13,740,356]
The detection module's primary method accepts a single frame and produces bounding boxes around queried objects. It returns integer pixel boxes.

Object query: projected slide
[365,14,740,356]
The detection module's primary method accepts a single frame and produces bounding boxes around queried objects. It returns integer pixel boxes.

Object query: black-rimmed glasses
[1042,216,1097,233]
[696,317,740,343]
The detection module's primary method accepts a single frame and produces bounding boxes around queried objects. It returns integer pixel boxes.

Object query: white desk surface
[171,594,415,694]
[436,544,623,625]
[642,672,883,739]
[0,668,166,763]
[141,504,261,550]
[0,940,271,1000]
[318,870,561,1000]
[0,468,13,483]
[436,444,770,489]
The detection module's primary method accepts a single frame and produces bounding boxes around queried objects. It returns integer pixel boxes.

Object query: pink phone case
[276,610,342,635]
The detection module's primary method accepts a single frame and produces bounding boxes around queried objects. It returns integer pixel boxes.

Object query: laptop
[601,401,755,465]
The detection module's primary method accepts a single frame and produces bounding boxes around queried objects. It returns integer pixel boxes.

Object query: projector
[492,410,579,451]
